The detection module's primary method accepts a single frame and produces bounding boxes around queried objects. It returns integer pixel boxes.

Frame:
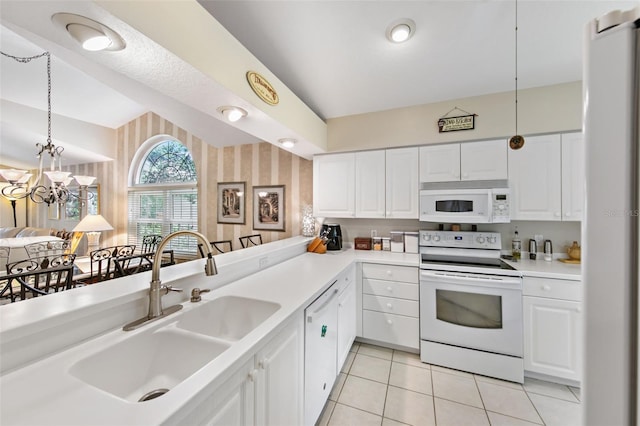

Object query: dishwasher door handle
[307,287,339,322]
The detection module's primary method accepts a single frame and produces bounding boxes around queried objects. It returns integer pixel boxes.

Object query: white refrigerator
[583,6,640,425]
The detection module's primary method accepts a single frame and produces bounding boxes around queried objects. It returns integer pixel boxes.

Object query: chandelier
[0,50,96,205]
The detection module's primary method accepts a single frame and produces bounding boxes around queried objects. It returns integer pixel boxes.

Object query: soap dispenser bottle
[511,227,521,261]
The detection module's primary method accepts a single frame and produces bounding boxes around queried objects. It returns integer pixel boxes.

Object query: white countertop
[502,256,582,281]
[1,244,421,425]
[0,243,579,425]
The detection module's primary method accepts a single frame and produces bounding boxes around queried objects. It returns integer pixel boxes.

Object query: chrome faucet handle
[190,288,211,303]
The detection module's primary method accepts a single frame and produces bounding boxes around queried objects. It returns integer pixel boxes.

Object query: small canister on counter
[390,232,404,252]
[404,231,419,253]
[381,237,391,251]
[354,237,372,250]
[372,237,382,251]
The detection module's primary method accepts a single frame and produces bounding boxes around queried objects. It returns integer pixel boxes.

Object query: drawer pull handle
[387,286,393,292]
[387,319,393,325]
[386,303,393,309]
[542,285,551,291]
[386,270,392,276]
[576,307,582,313]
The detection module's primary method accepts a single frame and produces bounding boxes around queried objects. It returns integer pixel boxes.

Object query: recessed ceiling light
[218,106,248,122]
[52,13,125,52]
[279,138,297,148]
[386,19,416,43]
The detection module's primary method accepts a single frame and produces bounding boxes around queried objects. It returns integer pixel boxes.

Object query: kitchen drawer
[362,294,419,317]
[362,263,418,284]
[362,310,419,349]
[363,278,419,300]
[523,277,582,301]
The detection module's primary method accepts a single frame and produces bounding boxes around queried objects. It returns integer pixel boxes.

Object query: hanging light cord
[514,0,519,136]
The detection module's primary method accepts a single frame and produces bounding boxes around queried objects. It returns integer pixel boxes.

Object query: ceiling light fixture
[386,19,416,43]
[0,50,96,212]
[52,13,126,52]
[278,138,297,149]
[218,106,248,122]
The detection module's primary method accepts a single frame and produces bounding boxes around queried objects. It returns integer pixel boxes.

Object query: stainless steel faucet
[123,230,217,331]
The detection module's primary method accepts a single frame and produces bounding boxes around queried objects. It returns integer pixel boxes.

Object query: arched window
[128,137,198,255]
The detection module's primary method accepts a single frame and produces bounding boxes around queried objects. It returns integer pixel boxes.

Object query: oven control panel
[419,230,501,250]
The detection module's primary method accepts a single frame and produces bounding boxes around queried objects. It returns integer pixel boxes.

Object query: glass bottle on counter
[511,227,521,261]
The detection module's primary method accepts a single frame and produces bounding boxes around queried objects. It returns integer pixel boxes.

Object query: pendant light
[509,0,525,150]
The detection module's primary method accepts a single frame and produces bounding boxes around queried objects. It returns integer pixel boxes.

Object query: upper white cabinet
[420,140,507,182]
[509,132,584,221]
[385,147,419,218]
[315,147,418,219]
[313,153,356,218]
[561,132,585,221]
[460,139,508,181]
[419,144,460,182]
[355,150,386,218]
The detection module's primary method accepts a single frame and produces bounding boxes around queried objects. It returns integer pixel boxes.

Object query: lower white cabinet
[206,315,304,426]
[523,277,582,383]
[361,263,419,349]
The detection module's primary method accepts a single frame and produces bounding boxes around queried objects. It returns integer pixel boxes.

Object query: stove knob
[423,234,431,242]
[488,236,497,244]
[433,235,441,242]
[476,236,486,244]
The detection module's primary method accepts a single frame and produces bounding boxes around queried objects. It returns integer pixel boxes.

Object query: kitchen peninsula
[0,237,580,425]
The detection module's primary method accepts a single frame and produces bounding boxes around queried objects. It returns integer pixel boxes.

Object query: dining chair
[197,240,233,257]
[0,246,10,272]
[141,234,163,253]
[2,253,77,302]
[87,245,136,283]
[24,240,71,258]
[239,234,262,248]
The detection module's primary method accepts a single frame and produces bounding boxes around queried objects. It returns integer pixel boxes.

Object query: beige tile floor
[316,342,581,426]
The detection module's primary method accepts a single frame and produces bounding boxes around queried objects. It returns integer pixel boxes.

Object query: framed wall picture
[217,182,246,224]
[253,185,285,231]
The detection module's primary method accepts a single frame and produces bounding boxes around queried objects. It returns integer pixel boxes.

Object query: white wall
[327,81,581,152]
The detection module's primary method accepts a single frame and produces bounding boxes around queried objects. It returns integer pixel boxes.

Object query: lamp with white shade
[73,214,114,255]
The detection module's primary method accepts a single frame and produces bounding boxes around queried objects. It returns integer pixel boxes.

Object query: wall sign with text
[437,114,476,133]
[246,71,279,106]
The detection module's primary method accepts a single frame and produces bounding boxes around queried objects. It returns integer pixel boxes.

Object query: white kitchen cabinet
[460,139,508,181]
[205,316,303,426]
[337,265,356,371]
[419,143,460,182]
[313,153,356,217]
[361,263,420,350]
[255,316,304,426]
[561,132,584,221]
[355,150,386,218]
[385,147,419,218]
[316,147,418,219]
[508,134,563,220]
[523,277,582,383]
[207,359,255,426]
[508,132,584,221]
[420,140,507,183]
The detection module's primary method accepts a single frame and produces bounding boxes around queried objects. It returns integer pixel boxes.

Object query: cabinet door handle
[386,303,393,309]
[386,270,393,276]
[248,369,259,382]
[554,212,561,217]
[542,285,551,291]
[386,286,393,292]
[576,307,582,313]
[387,319,393,325]
[259,358,270,370]
[565,212,571,217]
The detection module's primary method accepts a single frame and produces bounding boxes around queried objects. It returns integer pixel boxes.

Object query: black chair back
[239,234,262,248]
[141,235,163,253]
[88,245,136,283]
[197,240,233,257]
[24,240,71,258]
[2,254,76,302]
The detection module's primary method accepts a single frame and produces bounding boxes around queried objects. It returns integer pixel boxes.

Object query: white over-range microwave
[419,183,511,223]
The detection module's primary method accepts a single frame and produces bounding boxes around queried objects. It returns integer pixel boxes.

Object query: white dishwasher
[304,281,339,426]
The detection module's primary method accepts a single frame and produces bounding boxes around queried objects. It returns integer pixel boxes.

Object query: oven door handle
[420,270,522,287]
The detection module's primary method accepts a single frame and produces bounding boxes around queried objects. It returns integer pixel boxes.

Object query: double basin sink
[68,295,280,403]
